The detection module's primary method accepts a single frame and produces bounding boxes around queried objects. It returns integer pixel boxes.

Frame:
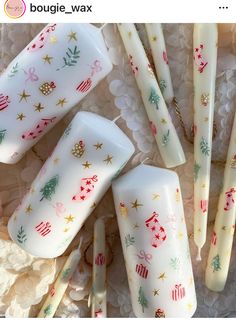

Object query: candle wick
[196,247,202,262]
[112,115,122,124]
[99,23,108,31]
[141,157,150,165]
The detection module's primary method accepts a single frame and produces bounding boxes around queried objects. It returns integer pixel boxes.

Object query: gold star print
[43,54,53,64]
[188,277,194,286]
[64,228,70,233]
[201,184,206,188]
[103,155,113,164]
[131,199,143,210]
[68,31,77,41]
[152,193,160,200]
[204,117,209,122]
[53,157,60,165]
[30,187,35,194]
[197,228,201,233]
[161,118,167,124]
[82,161,92,169]
[152,36,157,41]
[133,223,139,229]
[19,90,30,102]
[25,205,33,214]
[128,31,132,38]
[56,98,67,107]
[94,142,103,150]
[90,202,97,209]
[34,102,44,112]
[17,113,26,121]
[50,36,57,43]
[178,231,184,239]
[13,214,17,222]
[64,215,75,224]
[158,272,166,281]
[153,289,160,296]
[222,226,226,231]
[187,303,193,311]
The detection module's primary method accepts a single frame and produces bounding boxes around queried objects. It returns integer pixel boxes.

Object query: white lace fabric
[1,23,236,318]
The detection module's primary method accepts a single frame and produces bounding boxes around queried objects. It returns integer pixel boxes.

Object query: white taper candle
[193,24,218,260]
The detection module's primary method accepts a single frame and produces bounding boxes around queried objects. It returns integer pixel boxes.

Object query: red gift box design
[0,93,10,111]
[95,252,106,266]
[35,221,52,237]
[171,284,185,301]
[135,263,149,279]
[77,78,92,93]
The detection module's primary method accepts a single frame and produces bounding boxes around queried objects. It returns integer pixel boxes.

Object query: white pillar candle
[145,24,174,104]
[205,110,236,292]
[117,23,185,169]
[0,23,112,164]
[90,218,107,318]
[8,112,135,258]
[37,240,82,318]
[112,164,197,318]
[193,24,218,260]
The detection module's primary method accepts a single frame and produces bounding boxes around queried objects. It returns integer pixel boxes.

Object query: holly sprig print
[211,254,221,272]
[159,80,167,93]
[17,226,27,244]
[138,286,148,313]
[200,137,210,156]
[194,162,201,182]
[162,130,170,146]
[125,234,135,248]
[58,46,80,70]
[170,257,180,270]
[61,267,71,280]
[43,304,53,317]
[8,62,19,78]
[149,87,160,109]
[0,130,6,144]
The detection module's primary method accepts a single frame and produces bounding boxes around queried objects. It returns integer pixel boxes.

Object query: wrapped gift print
[8,112,135,258]
[112,165,197,317]
[0,23,112,164]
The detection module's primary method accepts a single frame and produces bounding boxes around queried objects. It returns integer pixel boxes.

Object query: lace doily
[1,23,236,318]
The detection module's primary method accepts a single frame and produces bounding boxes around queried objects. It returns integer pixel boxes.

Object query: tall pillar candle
[8,111,135,258]
[193,24,218,259]
[117,23,185,169]
[90,218,107,318]
[0,23,112,164]
[112,164,197,318]
[205,109,236,292]
[145,24,174,104]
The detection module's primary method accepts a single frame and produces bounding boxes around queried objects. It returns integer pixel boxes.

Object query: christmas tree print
[125,234,135,248]
[200,137,210,156]
[0,130,6,144]
[194,162,201,182]
[8,63,19,78]
[138,286,148,313]
[43,304,53,317]
[149,87,160,109]
[162,130,170,146]
[159,80,167,93]
[17,226,27,244]
[58,46,80,70]
[170,257,180,270]
[61,267,71,280]
[211,254,221,272]
[40,175,59,201]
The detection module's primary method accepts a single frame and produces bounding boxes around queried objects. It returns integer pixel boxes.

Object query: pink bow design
[137,250,152,264]
[24,67,39,82]
[90,60,102,77]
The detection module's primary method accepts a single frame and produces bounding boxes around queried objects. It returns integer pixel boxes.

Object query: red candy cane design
[0,93,10,111]
[72,175,98,202]
[194,44,208,73]
[49,286,56,297]
[200,199,208,213]
[149,121,157,136]
[35,221,52,237]
[95,309,103,318]
[211,231,217,246]
[27,24,57,52]
[145,212,167,248]
[224,188,236,211]
[163,51,169,64]
[171,284,185,301]
[95,253,106,266]
[76,60,102,93]
[22,117,56,140]
[135,263,149,279]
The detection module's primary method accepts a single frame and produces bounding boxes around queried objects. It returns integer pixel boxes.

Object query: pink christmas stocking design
[145,211,167,248]
[72,175,98,202]
[22,117,56,140]
[224,188,236,211]
[0,93,10,111]
[194,44,208,73]
[27,24,57,52]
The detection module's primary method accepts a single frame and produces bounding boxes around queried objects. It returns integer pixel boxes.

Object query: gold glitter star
[43,54,53,64]
[187,303,193,311]
[13,214,17,221]
[103,155,113,164]
[90,202,97,209]
[197,228,201,233]
[201,184,206,188]
[68,31,77,41]
[50,36,57,43]
[222,226,226,231]
[64,228,70,233]
[152,36,157,41]
[17,113,26,121]
[152,193,160,200]
[128,31,132,38]
[189,277,194,286]
[64,215,75,224]
[25,204,33,214]
[158,272,166,281]
[204,117,209,122]
[56,98,67,107]
[94,142,103,150]
[133,223,139,229]
[161,118,167,124]
[30,187,35,194]
[178,231,184,239]
[19,90,30,102]
[153,289,160,296]
[53,157,60,165]
[82,161,92,169]
[34,102,44,112]
[131,199,143,210]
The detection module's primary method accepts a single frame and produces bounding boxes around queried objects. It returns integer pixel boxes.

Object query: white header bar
[1,0,236,23]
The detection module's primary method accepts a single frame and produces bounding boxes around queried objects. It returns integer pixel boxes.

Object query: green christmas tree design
[8,62,19,77]
[40,175,59,201]
[58,46,80,70]
[211,254,221,272]
[17,226,27,244]
[162,130,170,146]
[125,234,135,248]
[149,87,160,109]
[0,130,6,144]
[159,79,167,93]
[43,304,53,317]
[194,162,201,182]
[61,267,71,281]
[200,137,210,156]
[138,286,148,313]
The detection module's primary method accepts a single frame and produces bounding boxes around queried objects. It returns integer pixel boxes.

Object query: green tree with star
[40,175,59,201]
